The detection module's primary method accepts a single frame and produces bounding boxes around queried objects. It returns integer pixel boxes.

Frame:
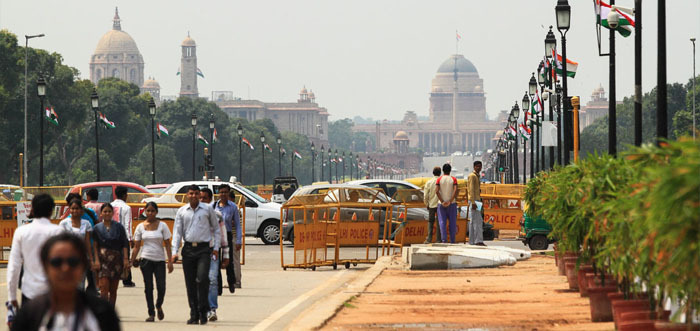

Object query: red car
[62,181,150,219]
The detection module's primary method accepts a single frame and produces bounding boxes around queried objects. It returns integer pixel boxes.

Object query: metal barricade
[480,184,525,231]
[280,188,394,270]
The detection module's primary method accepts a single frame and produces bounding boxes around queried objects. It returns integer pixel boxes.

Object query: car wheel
[529,234,548,251]
[259,220,281,245]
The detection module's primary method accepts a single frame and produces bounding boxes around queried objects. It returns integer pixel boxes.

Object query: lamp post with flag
[349,152,353,180]
[536,61,545,173]
[556,0,572,164]
[260,132,266,186]
[545,26,557,169]
[311,143,315,183]
[521,93,529,184]
[90,87,101,182]
[334,150,338,183]
[237,123,243,184]
[191,114,197,180]
[342,152,345,182]
[149,97,156,184]
[321,145,325,182]
[529,73,537,179]
[209,116,215,177]
[277,136,282,176]
[37,75,46,186]
[511,102,520,184]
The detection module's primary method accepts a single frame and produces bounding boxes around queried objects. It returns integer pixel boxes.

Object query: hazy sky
[1,1,698,121]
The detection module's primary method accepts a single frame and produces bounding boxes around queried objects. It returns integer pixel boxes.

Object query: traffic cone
[351,212,357,221]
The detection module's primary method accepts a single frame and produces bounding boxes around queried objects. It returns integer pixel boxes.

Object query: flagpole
[609,0,617,155]
[634,0,642,146]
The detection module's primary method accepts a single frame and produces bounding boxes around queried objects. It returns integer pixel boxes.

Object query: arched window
[112,68,119,78]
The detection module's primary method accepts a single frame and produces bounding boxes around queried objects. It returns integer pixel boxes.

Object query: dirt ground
[323,255,614,331]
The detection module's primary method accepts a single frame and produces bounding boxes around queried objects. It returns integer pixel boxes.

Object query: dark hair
[432,166,442,176]
[201,188,213,199]
[218,184,231,192]
[474,160,482,167]
[86,188,99,201]
[65,193,81,204]
[188,185,200,193]
[32,194,55,218]
[145,201,158,212]
[40,232,89,271]
[100,203,114,212]
[68,198,83,209]
[115,186,128,200]
[442,163,452,174]
[229,190,236,201]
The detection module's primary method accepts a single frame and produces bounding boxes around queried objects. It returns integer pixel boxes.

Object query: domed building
[141,77,161,104]
[89,8,144,88]
[429,54,487,125]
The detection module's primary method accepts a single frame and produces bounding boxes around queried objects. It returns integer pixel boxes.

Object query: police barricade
[280,187,393,270]
[480,184,525,231]
[126,193,246,265]
[383,189,429,254]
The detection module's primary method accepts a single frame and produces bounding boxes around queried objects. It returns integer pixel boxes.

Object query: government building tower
[179,33,199,98]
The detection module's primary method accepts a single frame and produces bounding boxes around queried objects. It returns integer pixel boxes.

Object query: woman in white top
[58,198,93,289]
[130,201,173,322]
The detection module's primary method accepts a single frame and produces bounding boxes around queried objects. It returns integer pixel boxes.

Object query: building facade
[214,87,329,147]
[90,8,144,88]
[353,54,504,155]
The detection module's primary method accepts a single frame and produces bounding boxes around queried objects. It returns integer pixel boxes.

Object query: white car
[143,181,284,245]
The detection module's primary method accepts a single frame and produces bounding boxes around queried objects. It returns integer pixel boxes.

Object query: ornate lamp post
[90,87,101,182]
[24,33,44,186]
[342,151,346,182]
[311,142,315,183]
[328,147,332,182]
[545,26,557,169]
[148,97,156,184]
[237,123,243,183]
[334,149,338,183]
[260,132,266,185]
[209,116,215,177]
[37,75,46,186]
[349,152,353,180]
[321,145,325,182]
[511,102,520,184]
[521,93,529,184]
[277,136,282,176]
[556,0,572,164]
[191,113,197,180]
[536,61,545,172]
[529,73,537,179]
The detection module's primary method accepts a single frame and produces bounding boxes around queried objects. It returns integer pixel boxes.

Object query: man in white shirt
[7,194,62,317]
[112,186,135,287]
[435,163,459,243]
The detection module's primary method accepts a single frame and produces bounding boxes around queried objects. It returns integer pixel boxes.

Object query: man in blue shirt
[213,184,242,292]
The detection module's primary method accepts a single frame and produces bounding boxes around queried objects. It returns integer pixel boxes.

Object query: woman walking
[92,203,130,307]
[11,232,120,331]
[58,198,94,290]
[130,202,174,322]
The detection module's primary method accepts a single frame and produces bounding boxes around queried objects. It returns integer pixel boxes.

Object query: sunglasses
[48,256,81,269]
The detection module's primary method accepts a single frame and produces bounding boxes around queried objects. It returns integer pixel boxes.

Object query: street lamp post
[342,152,345,182]
[149,97,156,184]
[321,145,325,181]
[37,75,46,186]
[692,37,697,140]
[328,148,332,182]
[277,136,282,176]
[536,61,545,173]
[90,88,101,182]
[260,132,266,186]
[556,0,572,164]
[657,0,667,144]
[350,152,353,180]
[237,124,243,183]
[310,143,317,182]
[191,114,197,180]
[521,93,529,184]
[529,73,537,179]
[511,102,520,184]
[555,83,563,166]
[334,150,338,183]
[24,33,44,186]
[545,26,557,169]
[209,116,215,178]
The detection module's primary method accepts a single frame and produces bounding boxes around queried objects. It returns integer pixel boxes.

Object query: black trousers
[181,244,211,319]
[140,259,166,317]
[225,231,236,290]
[122,243,133,285]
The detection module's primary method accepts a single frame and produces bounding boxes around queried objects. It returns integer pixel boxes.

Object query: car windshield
[236,185,269,203]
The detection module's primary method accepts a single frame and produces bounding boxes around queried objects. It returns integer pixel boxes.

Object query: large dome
[95,30,140,54]
[437,54,478,74]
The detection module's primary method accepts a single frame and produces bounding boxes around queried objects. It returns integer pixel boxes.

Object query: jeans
[182,244,211,319]
[140,259,166,317]
[208,253,219,310]
[437,203,458,243]
[468,205,484,245]
[425,207,441,243]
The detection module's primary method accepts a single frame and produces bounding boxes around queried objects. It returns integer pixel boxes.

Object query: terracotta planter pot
[619,319,656,331]
[588,285,618,322]
[612,299,650,328]
[554,249,559,267]
[577,265,594,297]
[563,257,579,290]
[654,322,700,331]
[620,310,670,322]
[586,272,617,289]
[559,252,577,276]
[608,292,648,303]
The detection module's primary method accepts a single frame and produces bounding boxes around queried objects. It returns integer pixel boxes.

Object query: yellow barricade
[280,188,393,270]
[480,184,525,231]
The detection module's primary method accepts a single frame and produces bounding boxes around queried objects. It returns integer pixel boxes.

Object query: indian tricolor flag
[594,0,634,37]
[264,143,272,152]
[554,51,578,78]
[212,128,218,143]
[293,150,302,159]
[242,137,254,150]
[99,112,115,129]
[157,123,169,137]
[531,90,543,115]
[197,133,209,146]
[45,107,58,126]
[280,147,286,156]
[519,123,531,141]
[507,125,517,140]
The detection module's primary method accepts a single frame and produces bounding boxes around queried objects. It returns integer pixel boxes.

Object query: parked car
[271,176,299,204]
[146,184,170,193]
[519,212,553,250]
[282,184,429,244]
[143,181,284,245]
[475,151,482,156]
[62,181,150,218]
[345,179,421,199]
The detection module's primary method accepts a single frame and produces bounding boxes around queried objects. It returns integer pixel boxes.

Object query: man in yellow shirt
[422,167,442,243]
[467,161,485,246]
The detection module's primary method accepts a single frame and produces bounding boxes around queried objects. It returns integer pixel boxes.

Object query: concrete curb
[286,256,393,331]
